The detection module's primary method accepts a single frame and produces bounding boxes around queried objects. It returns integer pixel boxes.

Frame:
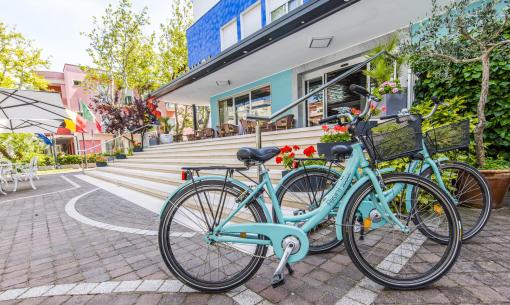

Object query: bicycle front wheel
[419,161,491,241]
[342,173,462,289]
[159,179,268,292]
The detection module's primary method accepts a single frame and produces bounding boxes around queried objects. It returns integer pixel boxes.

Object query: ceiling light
[216,80,231,86]
[309,37,333,48]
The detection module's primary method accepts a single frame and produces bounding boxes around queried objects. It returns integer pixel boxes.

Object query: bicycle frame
[206,143,410,263]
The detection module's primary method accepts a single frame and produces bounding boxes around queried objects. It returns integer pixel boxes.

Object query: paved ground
[0,173,509,305]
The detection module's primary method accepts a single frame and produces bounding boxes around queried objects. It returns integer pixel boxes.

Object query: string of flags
[63,100,102,133]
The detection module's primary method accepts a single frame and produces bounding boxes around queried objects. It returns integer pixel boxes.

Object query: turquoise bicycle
[158,88,462,292]
[276,95,490,253]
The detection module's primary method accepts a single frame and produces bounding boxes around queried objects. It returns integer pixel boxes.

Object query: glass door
[325,68,366,117]
[218,98,235,125]
[305,77,324,126]
[234,93,250,124]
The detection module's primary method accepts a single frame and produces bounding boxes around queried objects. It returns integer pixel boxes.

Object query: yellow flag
[64,119,76,132]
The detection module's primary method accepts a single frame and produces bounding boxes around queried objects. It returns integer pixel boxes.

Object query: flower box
[317,141,354,161]
[115,153,127,159]
[133,147,143,152]
[383,93,407,116]
[95,161,107,167]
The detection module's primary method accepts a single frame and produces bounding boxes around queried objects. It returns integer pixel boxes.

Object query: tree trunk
[474,53,490,168]
[174,104,180,135]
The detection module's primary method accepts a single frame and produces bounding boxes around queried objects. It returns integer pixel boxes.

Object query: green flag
[80,100,94,122]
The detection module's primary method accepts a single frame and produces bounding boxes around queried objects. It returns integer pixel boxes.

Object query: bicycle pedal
[271,273,285,288]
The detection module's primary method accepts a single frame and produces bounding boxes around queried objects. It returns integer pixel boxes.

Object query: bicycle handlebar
[423,96,444,120]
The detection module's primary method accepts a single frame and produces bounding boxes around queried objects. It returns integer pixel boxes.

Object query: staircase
[85,126,323,200]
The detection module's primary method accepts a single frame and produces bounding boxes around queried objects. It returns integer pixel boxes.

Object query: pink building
[38,64,112,154]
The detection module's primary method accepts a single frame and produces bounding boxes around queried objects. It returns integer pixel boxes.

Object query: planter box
[481,169,510,209]
[133,147,143,153]
[383,93,407,116]
[160,134,173,144]
[281,169,329,192]
[115,154,127,160]
[149,138,158,146]
[317,141,354,161]
[95,161,107,167]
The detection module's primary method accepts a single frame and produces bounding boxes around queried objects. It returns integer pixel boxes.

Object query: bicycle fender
[159,176,271,221]
[334,175,372,241]
[274,165,343,191]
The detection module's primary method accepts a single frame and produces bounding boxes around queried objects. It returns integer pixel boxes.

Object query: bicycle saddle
[331,144,353,159]
[237,147,280,163]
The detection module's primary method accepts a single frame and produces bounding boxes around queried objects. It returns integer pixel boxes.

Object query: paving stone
[66,283,98,295]
[0,288,29,301]
[135,280,163,292]
[18,286,54,299]
[157,280,183,293]
[42,284,77,296]
[233,288,263,305]
[113,280,142,293]
[88,281,120,294]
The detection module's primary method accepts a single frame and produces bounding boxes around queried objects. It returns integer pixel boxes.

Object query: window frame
[240,1,262,39]
[218,84,272,125]
[220,17,238,51]
[267,0,302,23]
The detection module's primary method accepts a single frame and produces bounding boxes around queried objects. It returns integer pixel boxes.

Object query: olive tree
[403,0,510,167]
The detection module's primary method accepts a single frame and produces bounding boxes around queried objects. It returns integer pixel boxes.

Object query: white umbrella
[0,88,68,120]
[0,119,62,134]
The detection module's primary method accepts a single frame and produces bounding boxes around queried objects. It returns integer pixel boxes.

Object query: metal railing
[246,51,398,180]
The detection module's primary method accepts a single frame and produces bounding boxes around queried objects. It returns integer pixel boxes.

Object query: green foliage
[411,97,477,132]
[0,22,49,90]
[58,154,83,165]
[364,35,403,86]
[479,158,510,169]
[412,33,510,161]
[0,133,46,162]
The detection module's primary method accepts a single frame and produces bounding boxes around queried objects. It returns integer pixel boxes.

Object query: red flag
[95,119,102,133]
[75,114,88,133]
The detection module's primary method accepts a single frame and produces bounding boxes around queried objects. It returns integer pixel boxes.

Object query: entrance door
[325,68,366,117]
[305,77,324,126]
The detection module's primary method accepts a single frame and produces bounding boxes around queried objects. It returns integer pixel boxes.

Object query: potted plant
[377,80,406,116]
[276,145,327,191]
[133,142,143,152]
[276,145,299,176]
[474,159,510,209]
[317,124,352,160]
[115,149,127,159]
[95,155,107,167]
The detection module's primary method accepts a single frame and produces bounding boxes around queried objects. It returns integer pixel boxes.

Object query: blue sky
[0,0,174,71]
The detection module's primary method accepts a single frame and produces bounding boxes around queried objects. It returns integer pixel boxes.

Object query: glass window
[325,68,366,117]
[250,86,272,117]
[235,93,250,122]
[269,0,301,22]
[306,77,324,126]
[241,3,262,38]
[218,98,235,125]
[221,19,238,50]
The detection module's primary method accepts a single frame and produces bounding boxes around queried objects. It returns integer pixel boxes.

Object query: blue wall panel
[187,0,267,67]
[210,69,293,128]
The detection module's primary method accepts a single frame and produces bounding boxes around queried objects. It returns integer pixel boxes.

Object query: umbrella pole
[82,133,88,170]
[51,134,58,169]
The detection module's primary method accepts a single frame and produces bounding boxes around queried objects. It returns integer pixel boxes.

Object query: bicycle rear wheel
[275,166,342,253]
[419,161,491,242]
[159,179,268,292]
[342,173,462,289]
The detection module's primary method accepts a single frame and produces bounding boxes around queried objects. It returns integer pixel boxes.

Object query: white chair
[0,162,8,195]
[11,156,38,192]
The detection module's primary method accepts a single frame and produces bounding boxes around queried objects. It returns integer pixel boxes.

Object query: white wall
[193,0,220,21]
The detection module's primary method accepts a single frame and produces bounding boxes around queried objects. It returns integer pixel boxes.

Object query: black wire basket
[361,115,423,162]
[425,119,470,154]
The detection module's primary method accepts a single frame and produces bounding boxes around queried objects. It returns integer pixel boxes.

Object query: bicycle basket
[361,115,423,162]
[425,119,470,154]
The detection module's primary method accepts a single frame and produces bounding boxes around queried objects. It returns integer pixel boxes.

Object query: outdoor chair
[201,128,216,139]
[217,124,239,137]
[260,121,276,132]
[11,156,39,192]
[275,114,295,130]
[0,161,9,195]
[240,119,256,134]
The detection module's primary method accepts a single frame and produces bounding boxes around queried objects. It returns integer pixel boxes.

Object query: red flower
[280,145,292,153]
[351,108,361,115]
[333,125,348,133]
[292,161,299,169]
[303,145,316,157]
[380,105,386,112]
[275,156,283,164]
[289,152,295,158]
[292,145,300,151]
[322,125,329,132]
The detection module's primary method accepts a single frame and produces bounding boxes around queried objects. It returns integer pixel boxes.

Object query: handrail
[77,124,157,154]
[247,50,398,122]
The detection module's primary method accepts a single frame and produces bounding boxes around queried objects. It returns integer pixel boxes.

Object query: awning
[0,119,62,133]
[0,88,68,120]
